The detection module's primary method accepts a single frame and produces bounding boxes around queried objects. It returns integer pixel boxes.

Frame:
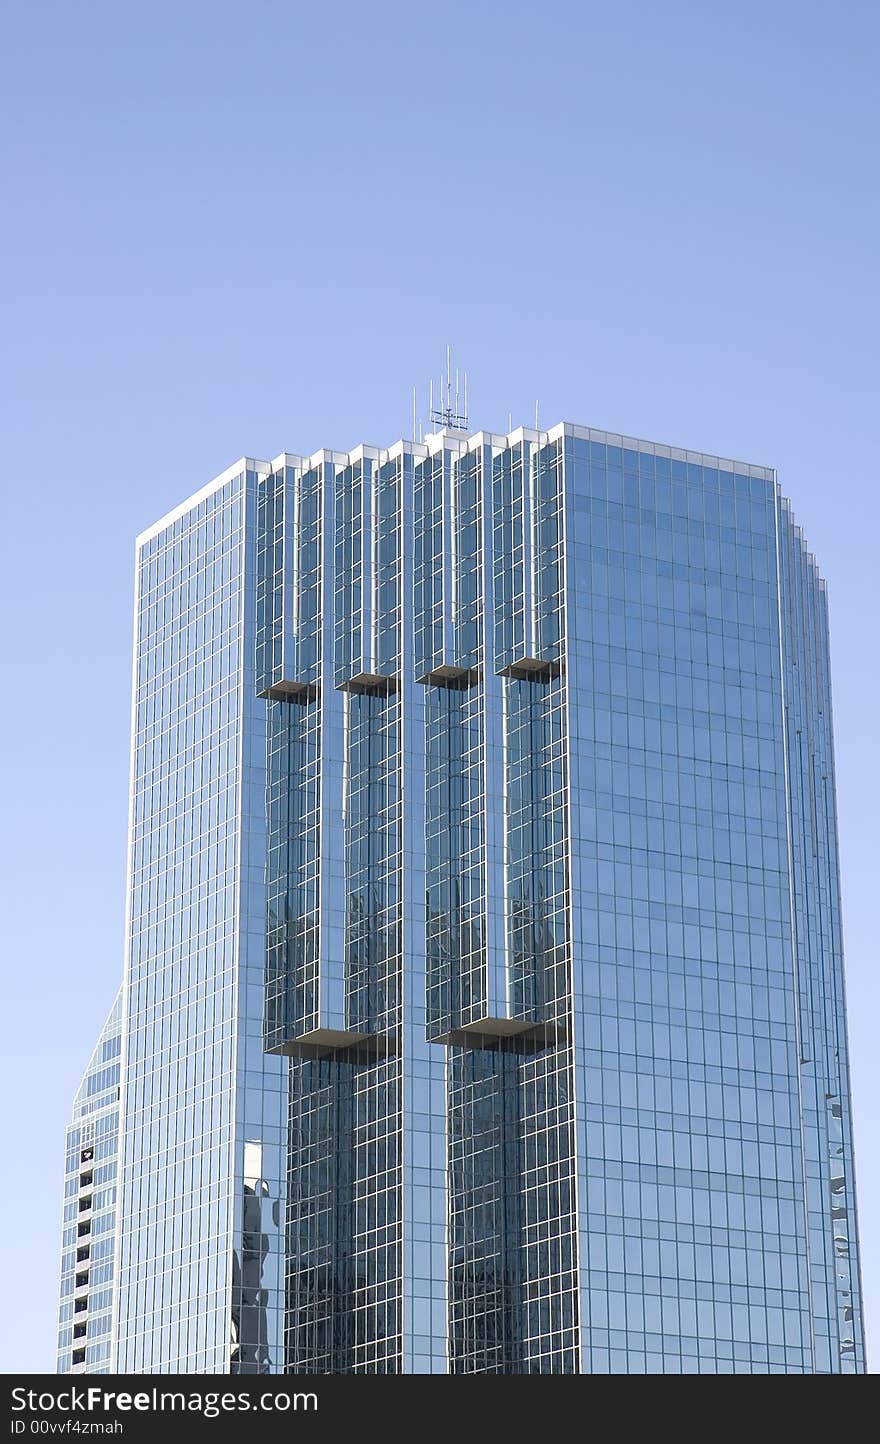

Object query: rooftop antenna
[535,399,540,431]
[446,344,451,419]
[412,385,417,445]
[428,344,469,431]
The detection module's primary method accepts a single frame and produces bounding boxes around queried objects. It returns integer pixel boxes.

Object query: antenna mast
[429,345,469,431]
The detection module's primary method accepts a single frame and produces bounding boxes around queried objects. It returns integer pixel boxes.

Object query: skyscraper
[58,419,865,1374]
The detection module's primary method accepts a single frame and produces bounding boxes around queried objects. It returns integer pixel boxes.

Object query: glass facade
[256,422,864,1374]
[56,990,123,1374]
[112,463,288,1372]
[56,419,864,1375]
[561,430,865,1372]
[256,448,447,1374]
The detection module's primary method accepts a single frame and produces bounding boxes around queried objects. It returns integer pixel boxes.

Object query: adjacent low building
[56,989,122,1374]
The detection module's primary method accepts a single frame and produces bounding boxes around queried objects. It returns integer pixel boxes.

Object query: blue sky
[1,0,878,1372]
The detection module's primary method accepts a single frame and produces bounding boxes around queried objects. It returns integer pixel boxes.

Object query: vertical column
[259,458,351,1053]
[422,431,580,1371]
[259,441,448,1372]
[418,439,512,1044]
[397,445,449,1373]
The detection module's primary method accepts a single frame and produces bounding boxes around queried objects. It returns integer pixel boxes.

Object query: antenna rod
[427,350,470,431]
[446,344,451,417]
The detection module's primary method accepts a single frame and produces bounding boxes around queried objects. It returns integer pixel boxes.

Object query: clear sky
[1,0,877,1373]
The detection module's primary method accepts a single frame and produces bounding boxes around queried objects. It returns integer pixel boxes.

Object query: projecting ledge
[336,672,398,695]
[417,665,481,688]
[266,1028,399,1060]
[430,1018,566,1050]
[496,657,563,681]
[258,680,319,702]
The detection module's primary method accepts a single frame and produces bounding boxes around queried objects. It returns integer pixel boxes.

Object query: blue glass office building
[254,421,864,1375]
[57,419,865,1374]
